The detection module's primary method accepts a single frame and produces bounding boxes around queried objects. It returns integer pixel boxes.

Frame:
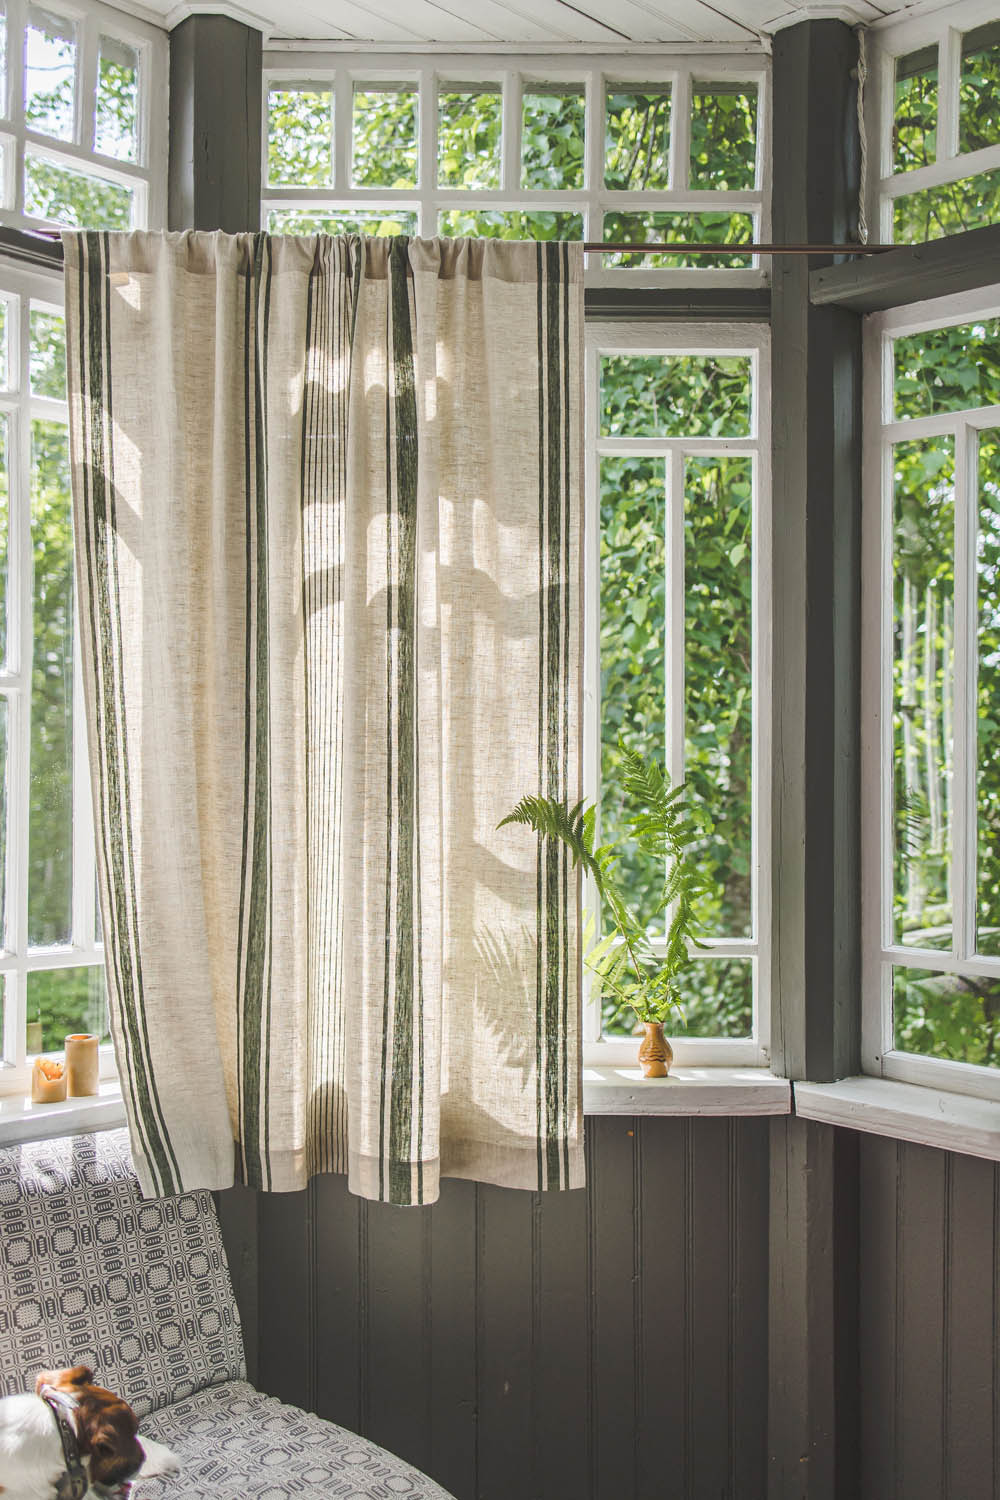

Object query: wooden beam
[584,286,770,321]
[811,223,1000,313]
[168,14,262,233]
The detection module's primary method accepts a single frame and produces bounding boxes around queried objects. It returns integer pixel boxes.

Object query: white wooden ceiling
[143,0,957,45]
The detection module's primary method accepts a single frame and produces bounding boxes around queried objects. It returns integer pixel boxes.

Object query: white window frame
[261,50,770,289]
[0,0,168,233]
[862,281,1000,1103]
[583,319,771,1067]
[0,253,109,1101]
[869,1,1000,245]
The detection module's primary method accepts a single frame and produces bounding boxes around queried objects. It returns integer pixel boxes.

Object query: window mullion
[668,67,690,193]
[418,64,434,237]
[952,422,977,963]
[334,69,351,195]
[501,68,518,199]
[11,292,31,1067]
[77,10,98,156]
[937,27,960,164]
[666,445,685,792]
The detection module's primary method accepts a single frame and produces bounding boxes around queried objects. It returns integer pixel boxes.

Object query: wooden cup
[65,1034,100,1097]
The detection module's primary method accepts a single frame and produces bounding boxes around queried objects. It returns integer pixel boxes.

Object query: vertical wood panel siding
[224,1116,770,1500]
[859,1133,1000,1500]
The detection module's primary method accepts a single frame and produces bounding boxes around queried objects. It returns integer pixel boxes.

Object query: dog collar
[38,1385,89,1500]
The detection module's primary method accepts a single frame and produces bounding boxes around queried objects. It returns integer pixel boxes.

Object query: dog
[0,1366,179,1499]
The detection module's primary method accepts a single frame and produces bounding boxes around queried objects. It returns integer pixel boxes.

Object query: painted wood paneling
[226,1115,770,1500]
[858,1133,1000,1500]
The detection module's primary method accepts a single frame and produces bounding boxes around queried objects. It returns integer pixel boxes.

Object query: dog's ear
[34,1366,95,1395]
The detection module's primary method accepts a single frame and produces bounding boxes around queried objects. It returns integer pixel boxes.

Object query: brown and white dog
[0,1366,179,1499]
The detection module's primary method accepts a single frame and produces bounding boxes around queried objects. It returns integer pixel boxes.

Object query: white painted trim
[762,4,879,33]
[261,52,770,289]
[583,320,771,1063]
[861,278,1000,1101]
[263,42,771,57]
[585,1064,789,1115]
[794,1075,1000,1161]
[0,1077,124,1145]
[0,255,108,1100]
[164,0,271,35]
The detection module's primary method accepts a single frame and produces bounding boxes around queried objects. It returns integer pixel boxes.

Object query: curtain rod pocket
[7,228,893,258]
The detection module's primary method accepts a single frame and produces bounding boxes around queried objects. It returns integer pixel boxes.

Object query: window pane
[438,208,582,240]
[690,80,758,189]
[25,6,75,142]
[27,966,109,1055]
[605,86,671,189]
[894,45,937,173]
[267,86,333,188]
[685,456,752,938]
[352,87,417,188]
[892,436,954,952]
[0,413,8,667]
[30,306,65,400]
[960,23,1000,156]
[266,207,415,236]
[0,10,7,119]
[600,454,665,937]
[25,150,134,228]
[95,35,138,163]
[893,169,1000,243]
[29,418,73,948]
[893,964,1000,1067]
[438,85,501,188]
[602,959,753,1039]
[977,429,1000,957]
[600,354,752,438]
[522,84,584,189]
[894,318,1000,419]
[601,211,754,268]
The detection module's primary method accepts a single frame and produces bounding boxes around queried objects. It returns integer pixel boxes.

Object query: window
[0,258,108,1099]
[876,13,1000,244]
[863,285,1000,1099]
[262,56,768,281]
[585,322,770,1064]
[0,0,167,233]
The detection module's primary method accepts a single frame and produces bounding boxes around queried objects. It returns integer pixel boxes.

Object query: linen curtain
[63,230,584,1205]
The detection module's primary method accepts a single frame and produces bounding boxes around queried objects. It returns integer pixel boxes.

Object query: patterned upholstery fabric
[0,1130,244,1415]
[136,1382,455,1499]
[0,1130,456,1499]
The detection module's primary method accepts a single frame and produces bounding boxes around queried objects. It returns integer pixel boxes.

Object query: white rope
[856,26,869,245]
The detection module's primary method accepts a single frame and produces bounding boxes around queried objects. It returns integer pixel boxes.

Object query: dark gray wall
[859,1133,1000,1500]
[221,1115,770,1500]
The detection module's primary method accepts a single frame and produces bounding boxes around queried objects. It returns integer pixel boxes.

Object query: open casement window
[584,321,771,1065]
[0,0,167,233]
[0,256,108,1100]
[873,6,1000,245]
[862,284,1000,1100]
[262,55,770,286]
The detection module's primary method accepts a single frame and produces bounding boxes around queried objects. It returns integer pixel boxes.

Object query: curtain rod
[6,227,892,257]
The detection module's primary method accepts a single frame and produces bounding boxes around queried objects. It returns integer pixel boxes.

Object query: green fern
[498,742,711,1026]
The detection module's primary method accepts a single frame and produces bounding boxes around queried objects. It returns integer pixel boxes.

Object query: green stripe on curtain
[74,231,178,1198]
[237,235,275,1191]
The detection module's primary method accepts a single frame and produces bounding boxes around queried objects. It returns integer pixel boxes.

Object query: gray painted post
[768,20,863,1498]
[168,14,263,233]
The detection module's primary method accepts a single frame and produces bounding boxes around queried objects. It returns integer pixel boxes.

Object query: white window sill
[0,1080,126,1147]
[584,1064,791,1116]
[794,1076,1000,1162]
